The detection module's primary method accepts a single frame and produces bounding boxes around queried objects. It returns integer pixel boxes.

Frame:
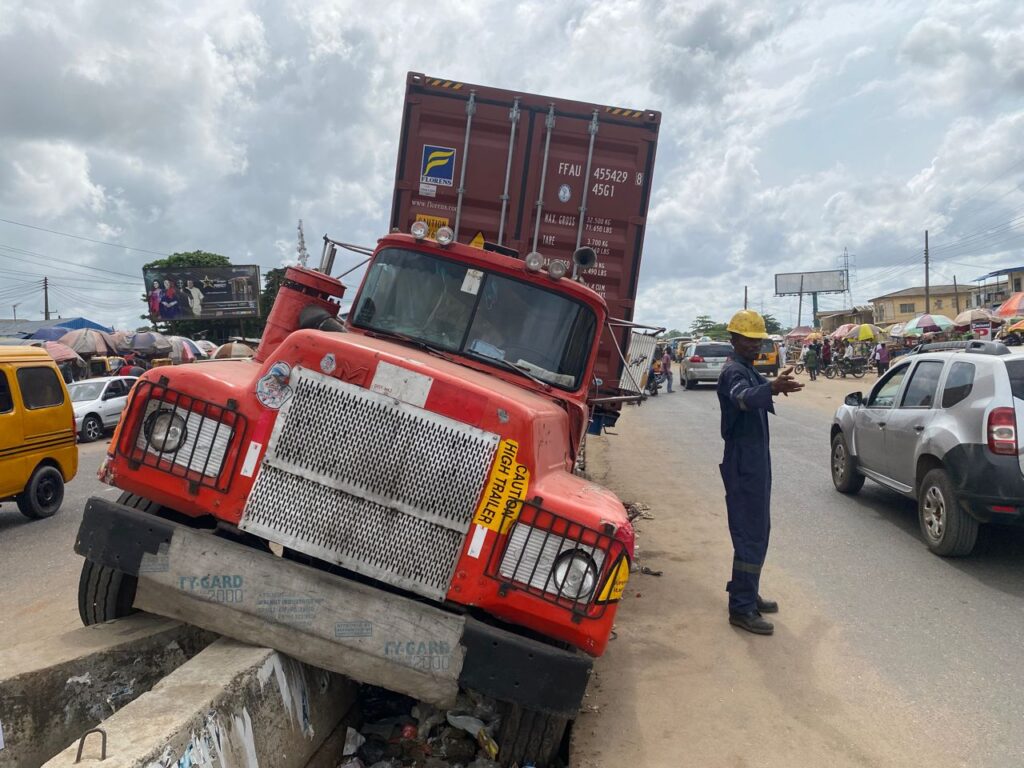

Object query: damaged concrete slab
[42,637,357,768]
[0,614,214,768]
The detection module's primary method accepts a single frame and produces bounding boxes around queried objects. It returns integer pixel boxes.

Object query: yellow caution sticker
[473,439,530,533]
[414,214,449,239]
[468,231,486,249]
[596,553,630,603]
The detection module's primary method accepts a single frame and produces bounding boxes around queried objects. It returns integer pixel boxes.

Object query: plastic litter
[446,713,499,760]
[640,565,663,576]
[336,759,365,768]
[343,727,366,756]
[467,759,501,768]
[400,722,418,740]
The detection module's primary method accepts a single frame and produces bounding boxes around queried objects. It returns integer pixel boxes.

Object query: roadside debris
[334,685,565,768]
[640,566,663,577]
[624,501,654,522]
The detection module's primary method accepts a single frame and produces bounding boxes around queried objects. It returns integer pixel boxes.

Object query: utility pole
[796,275,805,327]
[43,276,50,321]
[954,275,961,314]
[12,303,20,321]
[924,230,930,315]
[744,285,748,309]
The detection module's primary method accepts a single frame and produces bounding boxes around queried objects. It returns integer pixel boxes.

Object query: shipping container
[391,72,660,396]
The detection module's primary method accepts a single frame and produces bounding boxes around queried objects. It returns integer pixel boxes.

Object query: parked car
[680,341,734,389]
[0,346,77,519]
[68,376,138,442]
[830,340,1024,556]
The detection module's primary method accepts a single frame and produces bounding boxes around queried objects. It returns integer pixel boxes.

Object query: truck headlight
[552,549,598,600]
[145,410,188,453]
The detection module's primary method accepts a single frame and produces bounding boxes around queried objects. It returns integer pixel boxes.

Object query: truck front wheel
[498,702,569,768]
[78,492,162,624]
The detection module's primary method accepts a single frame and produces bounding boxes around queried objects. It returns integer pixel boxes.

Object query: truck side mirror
[845,392,864,407]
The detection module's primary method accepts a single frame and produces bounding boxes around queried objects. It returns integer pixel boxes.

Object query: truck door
[0,367,23,499]
[884,360,943,488]
[854,362,911,477]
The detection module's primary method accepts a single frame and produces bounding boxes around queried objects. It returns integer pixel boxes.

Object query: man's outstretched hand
[771,366,804,397]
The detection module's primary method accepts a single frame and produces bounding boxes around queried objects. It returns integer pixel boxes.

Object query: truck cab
[76,230,634,766]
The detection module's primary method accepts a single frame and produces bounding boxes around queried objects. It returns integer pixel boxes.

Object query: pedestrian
[873,341,890,376]
[662,347,673,393]
[822,340,832,367]
[805,343,819,380]
[718,310,803,635]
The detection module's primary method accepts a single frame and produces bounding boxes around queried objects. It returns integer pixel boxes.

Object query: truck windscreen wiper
[464,350,552,391]
[363,328,454,360]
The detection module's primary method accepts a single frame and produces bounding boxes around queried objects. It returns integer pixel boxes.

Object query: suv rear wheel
[918,468,978,556]
[830,433,864,494]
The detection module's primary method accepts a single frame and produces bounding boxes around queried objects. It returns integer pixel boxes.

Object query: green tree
[762,313,782,335]
[658,328,685,339]
[142,250,235,340]
[690,315,715,336]
[260,267,287,324]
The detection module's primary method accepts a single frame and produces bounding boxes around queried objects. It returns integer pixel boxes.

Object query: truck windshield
[351,248,597,390]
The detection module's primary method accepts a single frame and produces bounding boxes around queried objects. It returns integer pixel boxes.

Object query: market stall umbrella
[830,323,857,340]
[950,309,999,325]
[28,326,73,341]
[996,293,1024,318]
[42,341,83,364]
[887,322,906,338]
[59,328,119,356]
[166,336,199,363]
[845,323,885,341]
[131,331,172,357]
[213,341,255,359]
[902,314,954,336]
[1005,319,1024,333]
[785,326,814,340]
[109,330,134,353]
[194,339,218,355]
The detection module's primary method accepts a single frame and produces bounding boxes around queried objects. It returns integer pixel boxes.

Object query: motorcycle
[646,368,668,396]
[824,356,867,379]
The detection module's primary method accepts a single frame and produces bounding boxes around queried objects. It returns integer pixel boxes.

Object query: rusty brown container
[391,72,660,394]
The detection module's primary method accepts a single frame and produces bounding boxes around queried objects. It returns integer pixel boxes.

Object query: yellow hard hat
[726,309,769,339]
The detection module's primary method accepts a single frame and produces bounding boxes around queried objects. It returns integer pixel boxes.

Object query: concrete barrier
[43,637,357,768]
[0,614,214,768]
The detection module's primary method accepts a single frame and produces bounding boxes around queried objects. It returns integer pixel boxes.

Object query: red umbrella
[996,293,1024,318]
[785,326,814,340]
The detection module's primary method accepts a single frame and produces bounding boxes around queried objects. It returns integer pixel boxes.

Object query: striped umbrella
[194,339,218,355]
[830,323,857,340]
[996,293,1024,318]
[845,323,885,341]
[902,314,954,336]
[213,341,255,359]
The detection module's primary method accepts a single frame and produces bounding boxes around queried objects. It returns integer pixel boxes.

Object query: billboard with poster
[774,270,847,296]
[143,265,261,320]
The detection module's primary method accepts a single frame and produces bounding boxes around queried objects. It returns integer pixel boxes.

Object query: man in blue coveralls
[718,310,803,635]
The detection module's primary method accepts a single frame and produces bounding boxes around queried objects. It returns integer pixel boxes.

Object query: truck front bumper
[75,496,592,718]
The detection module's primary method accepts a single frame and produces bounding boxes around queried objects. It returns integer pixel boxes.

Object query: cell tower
[297,219,309,267]
[839,247,855,308]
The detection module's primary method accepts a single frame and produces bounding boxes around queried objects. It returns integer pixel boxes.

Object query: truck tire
[16,464,64,519]
[77,492,159,624]
[498,702,568,768]
[918,468,978,557]
[830,433,864,494]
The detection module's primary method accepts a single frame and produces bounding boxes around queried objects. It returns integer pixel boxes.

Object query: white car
[69,376,138,443]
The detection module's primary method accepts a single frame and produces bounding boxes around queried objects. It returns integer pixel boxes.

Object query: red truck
[74,73,659,766]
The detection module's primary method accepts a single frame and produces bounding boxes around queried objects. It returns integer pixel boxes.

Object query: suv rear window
[696,343,733,358]
[1005,360,1024,401]
[942,362,975,408]
[16,366,64,409]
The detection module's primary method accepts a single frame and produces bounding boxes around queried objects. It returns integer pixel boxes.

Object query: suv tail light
[689,355,704,363]
[987,407,1018,456]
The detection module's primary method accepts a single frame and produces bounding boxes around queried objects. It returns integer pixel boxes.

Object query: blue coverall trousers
[720,438,771,614]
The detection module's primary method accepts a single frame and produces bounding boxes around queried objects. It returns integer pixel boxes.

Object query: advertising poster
[971,319,992,339]
[143,266,261,320]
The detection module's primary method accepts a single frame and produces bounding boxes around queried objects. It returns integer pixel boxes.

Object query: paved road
[609,383,1024,766]
[0,439,112,647]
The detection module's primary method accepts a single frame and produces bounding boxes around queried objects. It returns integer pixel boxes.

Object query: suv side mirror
[845,392,864,407]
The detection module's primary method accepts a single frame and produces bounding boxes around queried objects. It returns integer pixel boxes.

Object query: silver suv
[830,341,1024,556]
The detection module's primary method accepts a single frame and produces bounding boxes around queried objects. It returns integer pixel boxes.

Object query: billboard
[775,269,847,296]
[143,265,261,320]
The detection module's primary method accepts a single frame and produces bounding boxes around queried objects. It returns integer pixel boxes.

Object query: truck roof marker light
[524,252,544,273]
[547,260,568,280]
[410,220,429,240]
[435,226,455,246]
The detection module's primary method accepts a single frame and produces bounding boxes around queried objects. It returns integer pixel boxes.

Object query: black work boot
[729,610,774,635]
[756,595,778,613]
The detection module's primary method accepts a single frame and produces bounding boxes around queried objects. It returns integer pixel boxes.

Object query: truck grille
[241,366,500,600]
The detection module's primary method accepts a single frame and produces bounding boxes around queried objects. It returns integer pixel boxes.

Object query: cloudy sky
[1,0,1022,333]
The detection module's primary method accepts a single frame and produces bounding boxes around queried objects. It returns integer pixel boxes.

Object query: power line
[0,243,143,281]
[0,217,170,257]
